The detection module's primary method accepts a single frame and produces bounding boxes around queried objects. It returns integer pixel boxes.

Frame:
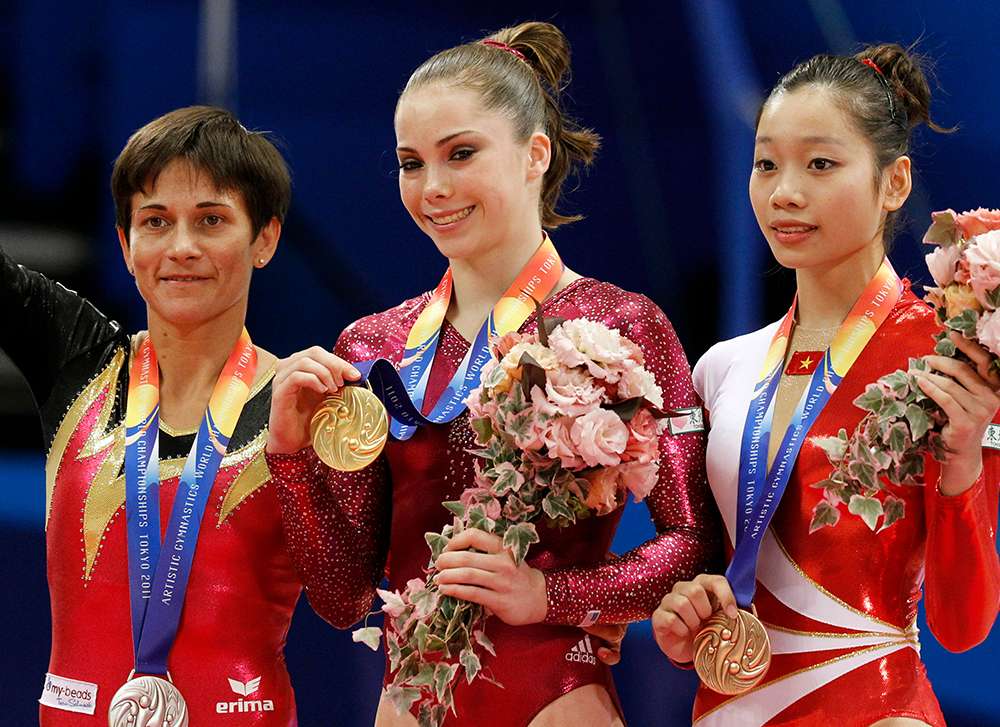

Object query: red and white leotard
[691,283,1000,726]
[269,277,721,727]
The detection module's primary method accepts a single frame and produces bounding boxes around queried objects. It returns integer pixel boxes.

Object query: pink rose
[570,408,629,467]
[924,242,963,287]
[976,310,1000,358]
[580,466,625,515]
[956,208,1000,239]
[542,365,607,416]
[623,408,662,463]
[541,418,586,469]
[492,331,534,359]
[617,460,659,502]
[616,358,664,407]
[965,230,1000,310]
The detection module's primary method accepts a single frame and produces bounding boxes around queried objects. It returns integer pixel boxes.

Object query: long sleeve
[268,447,392,629]
[924,459,1000,652]
[542,293,723,625]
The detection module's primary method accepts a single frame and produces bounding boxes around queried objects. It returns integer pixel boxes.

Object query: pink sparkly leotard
[690,283,1000,726]
[269,277,721,726]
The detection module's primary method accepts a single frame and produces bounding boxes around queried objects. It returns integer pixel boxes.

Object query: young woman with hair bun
[653,43,1000,726]
[267,21,720,727]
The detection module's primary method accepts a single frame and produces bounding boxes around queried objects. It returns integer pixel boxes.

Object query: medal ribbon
[727,260,902,608]
[361,236,563,440]
[124,329,257,675]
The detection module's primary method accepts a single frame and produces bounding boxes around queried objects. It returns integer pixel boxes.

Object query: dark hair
[399,22,600,229]
[758,43,951,243]
[111,106,291,243]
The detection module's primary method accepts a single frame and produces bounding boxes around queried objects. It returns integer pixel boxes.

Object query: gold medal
[109,674,188,727]
[310,385,389,471]
[693,605,771,695]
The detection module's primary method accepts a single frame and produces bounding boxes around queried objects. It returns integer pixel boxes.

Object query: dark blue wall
[2,1,999,725]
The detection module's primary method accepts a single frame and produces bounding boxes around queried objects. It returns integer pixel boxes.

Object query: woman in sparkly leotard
[266,21,721,727]
[652,44,1000,727]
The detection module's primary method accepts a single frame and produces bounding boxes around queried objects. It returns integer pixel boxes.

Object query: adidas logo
[216,676,274,714]
[565,635,597,665]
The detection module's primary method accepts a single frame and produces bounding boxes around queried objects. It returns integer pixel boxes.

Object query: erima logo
[565,635,597,665]
[216,676,275,714]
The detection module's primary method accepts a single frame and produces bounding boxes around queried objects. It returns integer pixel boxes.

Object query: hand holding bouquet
[812,208,1000,533]
[355,313,666,726]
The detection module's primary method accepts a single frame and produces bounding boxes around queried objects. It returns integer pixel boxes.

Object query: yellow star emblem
[798,356,815,370]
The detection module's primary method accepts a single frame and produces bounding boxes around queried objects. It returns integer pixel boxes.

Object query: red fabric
[44,362,300,726]
[693,285,1000,726]
[270,277,721,726]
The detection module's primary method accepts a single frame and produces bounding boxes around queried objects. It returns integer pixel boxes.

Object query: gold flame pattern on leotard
[693,606,771,695]
[310,386,388,471]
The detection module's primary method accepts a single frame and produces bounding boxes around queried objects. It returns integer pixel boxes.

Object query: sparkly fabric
[0,249,301,726]
[269,277,721,726]
[691,283,1000,727]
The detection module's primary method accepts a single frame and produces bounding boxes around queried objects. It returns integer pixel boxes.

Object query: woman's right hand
[266,346,361,455]
[652,574,738,664]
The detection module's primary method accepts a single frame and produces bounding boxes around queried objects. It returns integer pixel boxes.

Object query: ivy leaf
[988,285,1000,310]
[467,505,496,533]
[879,495,906,532]
[426,532,450,561]
[459,647,482,683]
[482,361,507,389]
[470,416,494,445]
[474,628,497,656]
[884,421,911,457]
[812,434,848,462]
[905,403,933,441]
[847,460,878,491]
[933,334,957,357]
[848,494,884,531]
[809,499,841,533]
[854,386,887,415]
[388,687,422,717]
[433,662,460,703]
[880,370,911,398]
[352,626,383,651]
[443,500,468,520]
[503,522,540,565]
[946,308,980,336]
[541,491,576,523]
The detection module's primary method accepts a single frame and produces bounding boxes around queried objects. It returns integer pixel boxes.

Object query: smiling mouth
[162,276,209,282]
[773,225,817,234]
[428,206,473,225]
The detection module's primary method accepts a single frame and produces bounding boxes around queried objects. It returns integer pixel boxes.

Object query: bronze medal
[108,674,188,727]
[311,385,389,471]
[693,605,771,695]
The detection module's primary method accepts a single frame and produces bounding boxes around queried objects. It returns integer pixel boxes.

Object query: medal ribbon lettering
[727,261,902,608]
[124,329,257,675]
[357,236,564,440]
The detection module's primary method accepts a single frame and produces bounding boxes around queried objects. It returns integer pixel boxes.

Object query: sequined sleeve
[268,447,391,629]
[923,450,1000,652]
[265,312,406,629]
[543,291,722,625]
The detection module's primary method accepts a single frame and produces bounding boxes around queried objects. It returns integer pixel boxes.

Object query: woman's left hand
[433,528,547,626]
[915,333,1000,496]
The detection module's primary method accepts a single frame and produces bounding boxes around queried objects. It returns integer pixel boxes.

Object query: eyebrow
[135,201,233,211]
[755,135,845,146]
[397,129,478,153]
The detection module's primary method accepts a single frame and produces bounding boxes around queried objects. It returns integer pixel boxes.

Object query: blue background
[1,1,998,725]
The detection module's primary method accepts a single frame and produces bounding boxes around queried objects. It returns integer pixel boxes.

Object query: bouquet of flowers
[353,314,667,726]
[811,208,1000,533]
